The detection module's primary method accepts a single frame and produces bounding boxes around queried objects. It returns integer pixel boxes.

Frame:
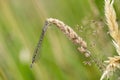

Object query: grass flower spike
[31,18,91,67]
[100,0,120,80]
[104,0,120,55]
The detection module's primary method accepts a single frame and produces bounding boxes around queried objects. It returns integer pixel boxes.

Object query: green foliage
[0,0,119,80]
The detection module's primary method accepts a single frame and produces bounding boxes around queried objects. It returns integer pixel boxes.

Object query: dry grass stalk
[100,56,120,80]
[105,0,120,54]
[105,0,119,42]
[31,18,91,67]
[100,0,120,80]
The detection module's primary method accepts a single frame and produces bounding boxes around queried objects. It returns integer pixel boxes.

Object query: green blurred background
[0,0,120,80]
